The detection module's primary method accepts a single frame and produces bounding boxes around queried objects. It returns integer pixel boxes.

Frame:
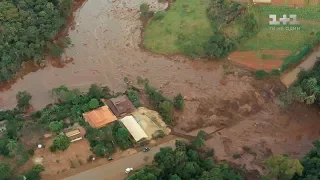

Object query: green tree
[190,130,206,149]
[48,121,63,133]
[24,165,45,180]
[127,169,157,180]
[88,98,99,109]
[6,139,17,157]
[88,84,104,99]
[159,101,173,123]
[170,174,182,180]
[174,93,184,110]
[264,155,303,180]
[53,135,71,151]
[16,91,32,110]
[114,127,133,150]
[0,163,11,180]
[127,90,141,108]
[140,3,150,19]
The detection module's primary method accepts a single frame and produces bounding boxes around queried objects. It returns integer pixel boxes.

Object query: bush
[24,165,45,180]
[174,93,184,110]
[269,69,280,77]
[49,121,63,133]
[233,154,241,159]
[88,98,99,109]
[280,45,312,72]
[152,130,165,139]
[140,3,151,19]
[153,11,166,21]
[16,91,32,110]
[53,135,71,151]
[27,149,35,156]
[255,70,267,80]
[0,163,11,180]
[49,145,57,152]
[88,84,104,99]
[127,90,141,108]
[159,101,174,123]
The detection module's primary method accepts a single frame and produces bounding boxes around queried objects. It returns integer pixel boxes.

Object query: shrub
[49,145,57,152]
[140,3,151,19]
[127,90,141,108]
[153,11,166,21]
[152,130,165,139]
[24,165,45,180]
[49,121,63,133]
[269,69,280,77]
[53,135,71,151]
[255,70,267,80]
[16,91,32,110]
[233,154,241,159]
[88,84,104,99]
[88,98,99,109]
[174,93,184,110]
[27,149,35,156]
[0,163,11,180]
[159,101,173,123]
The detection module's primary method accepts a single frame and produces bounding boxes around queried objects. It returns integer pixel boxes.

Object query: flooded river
[0,0,251,110]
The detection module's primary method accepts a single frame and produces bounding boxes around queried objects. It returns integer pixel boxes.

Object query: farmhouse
[83,105,117,128]
[120,116,148,142]
[105,95,135,117]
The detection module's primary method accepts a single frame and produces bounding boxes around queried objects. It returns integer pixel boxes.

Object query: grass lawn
[239,5,320,51]
[143,0,213,55]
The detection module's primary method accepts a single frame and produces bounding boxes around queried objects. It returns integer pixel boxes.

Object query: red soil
[229,50,292,71]
[271,0,319,6]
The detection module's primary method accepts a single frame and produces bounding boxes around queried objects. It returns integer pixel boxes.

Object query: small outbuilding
[105,95,135,117]
[83,105,117,128]
[64,128,83,143]
[252,0,272,3]
[120,116,148,142]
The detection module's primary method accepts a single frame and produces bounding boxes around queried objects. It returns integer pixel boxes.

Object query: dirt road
[63,139,177,180]
[281,47,320,87]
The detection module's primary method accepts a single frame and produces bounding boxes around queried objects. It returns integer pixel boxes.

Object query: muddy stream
[1,0,320,174]
[0,0,250,110]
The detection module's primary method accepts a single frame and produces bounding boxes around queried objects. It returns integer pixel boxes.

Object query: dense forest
[0,0,73,82]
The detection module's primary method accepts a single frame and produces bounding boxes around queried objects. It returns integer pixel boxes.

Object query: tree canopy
[0,0,73,82]
[53,135,70,151]
[0,163,11,180]
[127,140,243,180]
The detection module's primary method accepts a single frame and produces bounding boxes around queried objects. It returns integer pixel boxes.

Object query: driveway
[63,139,177,180]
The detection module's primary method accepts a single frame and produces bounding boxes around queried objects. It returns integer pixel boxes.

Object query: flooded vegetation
[1,1,320,178]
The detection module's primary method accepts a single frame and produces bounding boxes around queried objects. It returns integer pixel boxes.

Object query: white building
[120,116,148,142]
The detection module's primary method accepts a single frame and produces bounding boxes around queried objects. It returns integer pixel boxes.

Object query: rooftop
[106,95,135,117]
[82,106,117,128]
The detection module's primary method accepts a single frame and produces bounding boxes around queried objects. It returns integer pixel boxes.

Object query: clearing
[143,0,213,55]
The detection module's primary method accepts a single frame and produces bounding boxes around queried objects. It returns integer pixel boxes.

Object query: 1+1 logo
[269,14,301,31]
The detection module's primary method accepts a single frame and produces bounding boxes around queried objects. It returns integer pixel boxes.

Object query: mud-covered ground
[1,0,320,176]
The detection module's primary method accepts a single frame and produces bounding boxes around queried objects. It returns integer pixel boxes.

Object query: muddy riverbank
[1,0,320,175]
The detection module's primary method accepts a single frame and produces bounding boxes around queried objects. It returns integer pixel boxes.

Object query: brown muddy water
[0,0,248,110]
[2,0,320,174]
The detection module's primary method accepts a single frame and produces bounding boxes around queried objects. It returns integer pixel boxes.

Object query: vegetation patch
[143,0,258,59]
[144,0,213,56]
[0,0,73,82]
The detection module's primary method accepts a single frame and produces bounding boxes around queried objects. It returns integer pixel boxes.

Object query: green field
[239,5,320,51]
[143,0,213,56]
